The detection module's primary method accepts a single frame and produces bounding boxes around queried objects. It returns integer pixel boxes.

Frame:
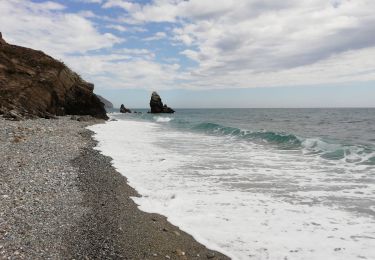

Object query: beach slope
[0,117,228,259]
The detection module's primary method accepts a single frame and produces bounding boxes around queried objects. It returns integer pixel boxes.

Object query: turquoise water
[119,108,375,165]
[97,108,375,259]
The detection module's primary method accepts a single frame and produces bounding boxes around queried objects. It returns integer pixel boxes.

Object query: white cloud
[2,0,375,92]
[64,53,182,90]
[144,31,167,41]
[106,24,128,32]
[178,47,375,89]
[0,0,121,58]
[103,0,140,12]
[77,0,104,4]
[104,0,375,89]
[0,0,180,91]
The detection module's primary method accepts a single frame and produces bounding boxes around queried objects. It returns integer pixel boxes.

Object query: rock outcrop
[149,92,175,113]
[120,104,131,113]
[0,33,108,120]
[97,95,113,111]
[0,32,6,45]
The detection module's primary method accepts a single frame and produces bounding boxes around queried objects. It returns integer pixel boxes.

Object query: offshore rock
[0,33,108,120]
[149,92,175,113]
[120,104,131,113]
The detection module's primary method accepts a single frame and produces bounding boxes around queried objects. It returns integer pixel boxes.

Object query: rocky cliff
[97,95,113,110]
[0,33,108,120]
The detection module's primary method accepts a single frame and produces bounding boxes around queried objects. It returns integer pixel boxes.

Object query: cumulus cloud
[0,0,121,58]
[0,0,181,91]
[2,0,375,91]
[102,0,375,88]
[64,53,182,90]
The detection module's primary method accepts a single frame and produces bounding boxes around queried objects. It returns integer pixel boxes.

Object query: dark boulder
[149,92,175,113]
[0,32,108,120]
[120,104,131,113]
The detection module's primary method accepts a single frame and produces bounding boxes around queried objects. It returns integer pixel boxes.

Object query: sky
[0,0,374,108]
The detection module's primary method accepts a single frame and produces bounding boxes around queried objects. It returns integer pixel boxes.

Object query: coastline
[0,116,229,259]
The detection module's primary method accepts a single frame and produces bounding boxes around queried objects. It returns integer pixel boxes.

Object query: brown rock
[0,33,108,120]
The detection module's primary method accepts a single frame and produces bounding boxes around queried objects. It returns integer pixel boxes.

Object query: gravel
[0,116,229,259]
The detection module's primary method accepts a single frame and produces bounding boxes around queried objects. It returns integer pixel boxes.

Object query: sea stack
[149,91,175,113]
[120,104,131,113]
[0,33,108,120]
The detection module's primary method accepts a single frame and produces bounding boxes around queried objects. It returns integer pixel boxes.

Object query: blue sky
[1,0,375,108]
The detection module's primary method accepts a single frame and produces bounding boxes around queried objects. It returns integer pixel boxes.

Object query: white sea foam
[153,116,173,122]
[88,119,375,260]
[107,112,122,116]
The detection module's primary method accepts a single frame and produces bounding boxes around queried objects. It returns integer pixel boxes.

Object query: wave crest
[191,122,375,164]
[192,122,301,149]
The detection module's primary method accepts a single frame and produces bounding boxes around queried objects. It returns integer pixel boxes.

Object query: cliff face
[0,33,108,120]
[97,95,113,110]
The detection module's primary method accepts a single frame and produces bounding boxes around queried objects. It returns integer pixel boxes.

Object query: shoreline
[0,116,229,259]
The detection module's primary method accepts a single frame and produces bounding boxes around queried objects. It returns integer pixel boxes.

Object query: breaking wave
[190,122,375,165]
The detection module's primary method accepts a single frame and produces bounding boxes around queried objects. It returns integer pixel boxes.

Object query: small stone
[173,231,181,236]
[165,255,171,259]
[77,115,93,122]
[4,110,23,121]
[176,249,185,256]
[162,227,168,232]
[207,252,216,259]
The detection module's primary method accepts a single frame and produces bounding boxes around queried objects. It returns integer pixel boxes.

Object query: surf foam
[88,119,375,260]
[154,116,173,123]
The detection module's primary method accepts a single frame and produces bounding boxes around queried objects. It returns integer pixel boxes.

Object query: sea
[88,108,375,260]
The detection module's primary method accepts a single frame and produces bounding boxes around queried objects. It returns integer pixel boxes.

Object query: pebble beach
[0,116,228,259]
